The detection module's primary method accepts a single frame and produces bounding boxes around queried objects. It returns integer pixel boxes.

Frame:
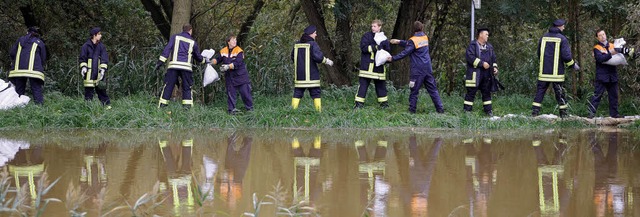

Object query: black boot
[485,110,493,117]
[531,109,540,117]
[559,109,568,118]
[354,102,364,109]
[379,102,388,109]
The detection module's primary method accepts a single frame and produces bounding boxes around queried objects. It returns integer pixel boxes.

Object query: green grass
[1,87,639,129]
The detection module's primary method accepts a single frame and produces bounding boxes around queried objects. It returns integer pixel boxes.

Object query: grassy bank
[1,86,639,129]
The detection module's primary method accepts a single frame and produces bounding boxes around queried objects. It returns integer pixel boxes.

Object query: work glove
[573,62,580,71]
[98,69,105,81]
[220,64,230,72]
[325,59,334,66]
[81,67,87,77]
[155,60,164,71]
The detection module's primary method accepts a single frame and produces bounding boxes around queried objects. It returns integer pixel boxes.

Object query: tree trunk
[170,0,193,100]
[237,0,265,47]
[140,0,171,40]
[334,0,354,79]
[19,4,38,28]
[300,0,351,86]
[390,0,429,86]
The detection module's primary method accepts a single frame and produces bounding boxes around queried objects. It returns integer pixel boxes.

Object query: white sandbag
[203,65,220,87]
[614,38,626,48]
[0,138,30,167]
[604,53,628,66]
[374,32,387,45]
[375,49,391,67]
[201,49,220,86]
[201,49,216,59]
[0,79,30,110]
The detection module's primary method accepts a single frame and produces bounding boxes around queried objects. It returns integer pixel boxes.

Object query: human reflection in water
[405,135,443,216]
[6,142,44,202]
[532,132,570,216]
[158,138,194,215]
[220,133,252,210]
[355,138,388,216]
[463,137,496,217]
[590,131,625,217]
[292,135,322,202]
[80,143,108,197]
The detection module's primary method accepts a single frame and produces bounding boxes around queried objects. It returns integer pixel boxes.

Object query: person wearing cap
[211,35,253,115]
[8,26,47,105]
[290,25,334,112]
[587,29,636,118]
[463,27,498,116]
[79,27,111,108]
[531,19,579,118]
[354,19,391,109]
[387,21,444,114]
[156,24,208,109]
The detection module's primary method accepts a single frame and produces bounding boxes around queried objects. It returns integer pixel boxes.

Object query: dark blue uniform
[9,33,47,104]
[532,27,576,116]
[291,36,329,112]
[464,40,497,114]
[158,31,205,107]
[391,32,444,113]
[355,32,391,107]
[79,39,110,105]
[213,46,253,113]
[588,42,620,117]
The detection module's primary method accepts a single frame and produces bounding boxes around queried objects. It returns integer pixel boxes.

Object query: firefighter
[211,35,253,115]
[8,26,47,105]
[464,27,498,116]
[156,24,208,109]
[531,19,579,118]
[79,27,111,108]
[587,29,637,118]
[290,25,334,112]
[387,21,444,114]
[354,19,391,109]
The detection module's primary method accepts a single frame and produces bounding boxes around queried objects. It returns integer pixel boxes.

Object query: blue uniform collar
[414,31,426,37]
[548,27,562,34]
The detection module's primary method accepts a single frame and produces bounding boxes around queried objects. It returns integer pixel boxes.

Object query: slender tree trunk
[19,5,38,28]
[334,0,354,79]
[237,0,265,46]
[300,0,351,86]
[390,0,429,86]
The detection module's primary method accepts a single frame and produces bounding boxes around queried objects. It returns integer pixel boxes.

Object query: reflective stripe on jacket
[537,27,575,82]
[159,31,205,72]
[9,34,47,81]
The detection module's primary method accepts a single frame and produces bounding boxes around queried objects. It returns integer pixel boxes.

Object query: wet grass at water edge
[1,88,639,129]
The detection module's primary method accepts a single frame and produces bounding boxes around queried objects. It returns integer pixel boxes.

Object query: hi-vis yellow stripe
[294,44,320,88]
[9,42,45,81]
[538,37,564,82]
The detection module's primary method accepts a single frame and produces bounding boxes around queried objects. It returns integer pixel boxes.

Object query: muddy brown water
[0,129,638,216]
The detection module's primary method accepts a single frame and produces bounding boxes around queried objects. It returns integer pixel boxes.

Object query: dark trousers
[464,71,492,112]
[10,77,43,104]
[356,77,388,103]
[588,81,619,117]
[227,83,253,112]
[532,81,567,112]
[160,69,193,105]
[409,73,443,113]
[293,87,321,99]
[85,87,110,105]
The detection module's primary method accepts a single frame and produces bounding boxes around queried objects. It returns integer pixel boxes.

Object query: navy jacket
[359,31,390,80]
[159,31,205,72]
[79,39,109,87]
[465,40,497,87]
[391,32,433,76]
[290,38,328,88]
[593,42,618,83]
[537,27,575,82]
[213,46,250,86]
[9,33,47,81]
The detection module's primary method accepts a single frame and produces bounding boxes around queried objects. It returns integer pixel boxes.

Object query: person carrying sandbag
[210,35,253,115]
[354,19,391,109]
[587,29,638,118]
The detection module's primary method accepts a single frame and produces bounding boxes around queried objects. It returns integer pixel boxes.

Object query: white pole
[471,1,475,42]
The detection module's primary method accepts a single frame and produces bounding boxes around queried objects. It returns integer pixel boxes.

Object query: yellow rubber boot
[292,98,301,110]
[313,98,321,112]
[314,136,321,149]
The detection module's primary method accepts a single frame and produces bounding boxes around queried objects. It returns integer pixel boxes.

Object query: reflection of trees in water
[590,132,625,217]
